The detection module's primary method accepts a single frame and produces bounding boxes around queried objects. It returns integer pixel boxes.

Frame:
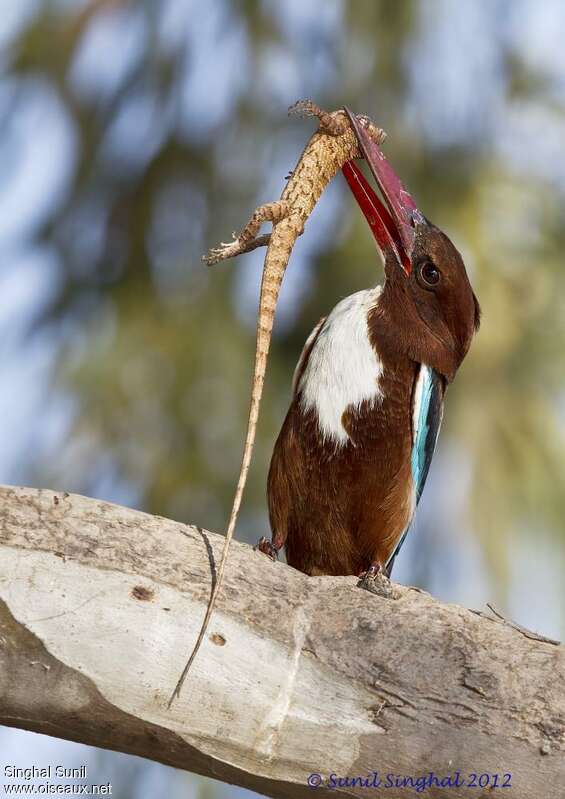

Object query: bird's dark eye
[418,260,440,287]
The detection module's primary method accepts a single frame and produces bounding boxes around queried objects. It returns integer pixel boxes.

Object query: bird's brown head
[343,110,480,382]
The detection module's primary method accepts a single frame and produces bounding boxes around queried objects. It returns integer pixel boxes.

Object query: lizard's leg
[356,114,387,146]
[289,100,386,146]
[203,200,288,265]
[288,100,347,136]
[203,233,271,266]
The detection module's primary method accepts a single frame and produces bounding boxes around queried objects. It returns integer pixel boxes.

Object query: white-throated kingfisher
[259,110,480,594]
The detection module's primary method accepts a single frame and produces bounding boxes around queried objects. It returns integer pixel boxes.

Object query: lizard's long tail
[168,221,295,705]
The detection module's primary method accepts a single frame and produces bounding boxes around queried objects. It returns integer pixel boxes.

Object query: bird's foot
[254,536,280,561]
[358,563,393,598]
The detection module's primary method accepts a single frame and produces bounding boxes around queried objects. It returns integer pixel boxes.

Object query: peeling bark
[0,485,563,798]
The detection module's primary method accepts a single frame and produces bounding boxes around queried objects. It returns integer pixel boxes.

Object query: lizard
[168,100,386,706]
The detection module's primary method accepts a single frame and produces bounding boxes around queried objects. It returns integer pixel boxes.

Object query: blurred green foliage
[4,0,565,589]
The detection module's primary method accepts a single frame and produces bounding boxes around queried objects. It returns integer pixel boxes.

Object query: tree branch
[0,485,563,797]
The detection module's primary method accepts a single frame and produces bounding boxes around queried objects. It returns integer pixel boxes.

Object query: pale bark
[0,485,563,798]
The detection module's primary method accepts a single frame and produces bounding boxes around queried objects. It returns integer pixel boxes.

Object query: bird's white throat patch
[297,287,384,445]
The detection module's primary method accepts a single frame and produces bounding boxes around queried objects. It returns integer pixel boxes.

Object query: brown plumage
[265,115,480,584]
[268,337,420,576]
[267,285,448,577]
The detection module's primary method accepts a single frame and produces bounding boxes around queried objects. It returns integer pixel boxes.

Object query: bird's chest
[296,289,414,460]
[291,297,417,564]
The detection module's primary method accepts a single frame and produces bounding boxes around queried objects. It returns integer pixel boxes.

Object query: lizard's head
[343,110,480,382]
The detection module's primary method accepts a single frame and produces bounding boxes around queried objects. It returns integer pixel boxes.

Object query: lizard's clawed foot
[202,233,271,265]
[288,99,324,119]
[288,100,346,136]
[289,100,386,144]
[356,114,387,145]
[254,536,280,561]
[202,239,243,265]
[358,563,393,598]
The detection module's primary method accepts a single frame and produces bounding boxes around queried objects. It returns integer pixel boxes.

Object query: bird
[258,110,481,594]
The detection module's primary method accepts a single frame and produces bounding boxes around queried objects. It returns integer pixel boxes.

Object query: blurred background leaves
[0,1,564,797]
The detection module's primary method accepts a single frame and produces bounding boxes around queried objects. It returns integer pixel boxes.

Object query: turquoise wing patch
[385,364,444,576]
[411,364,444,501]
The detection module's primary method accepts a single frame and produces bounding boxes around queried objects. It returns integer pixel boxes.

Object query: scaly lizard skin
[169,101,386,705]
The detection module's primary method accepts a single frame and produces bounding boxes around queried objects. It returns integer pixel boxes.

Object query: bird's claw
[254,536,279,561]
[358,564,394,598]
